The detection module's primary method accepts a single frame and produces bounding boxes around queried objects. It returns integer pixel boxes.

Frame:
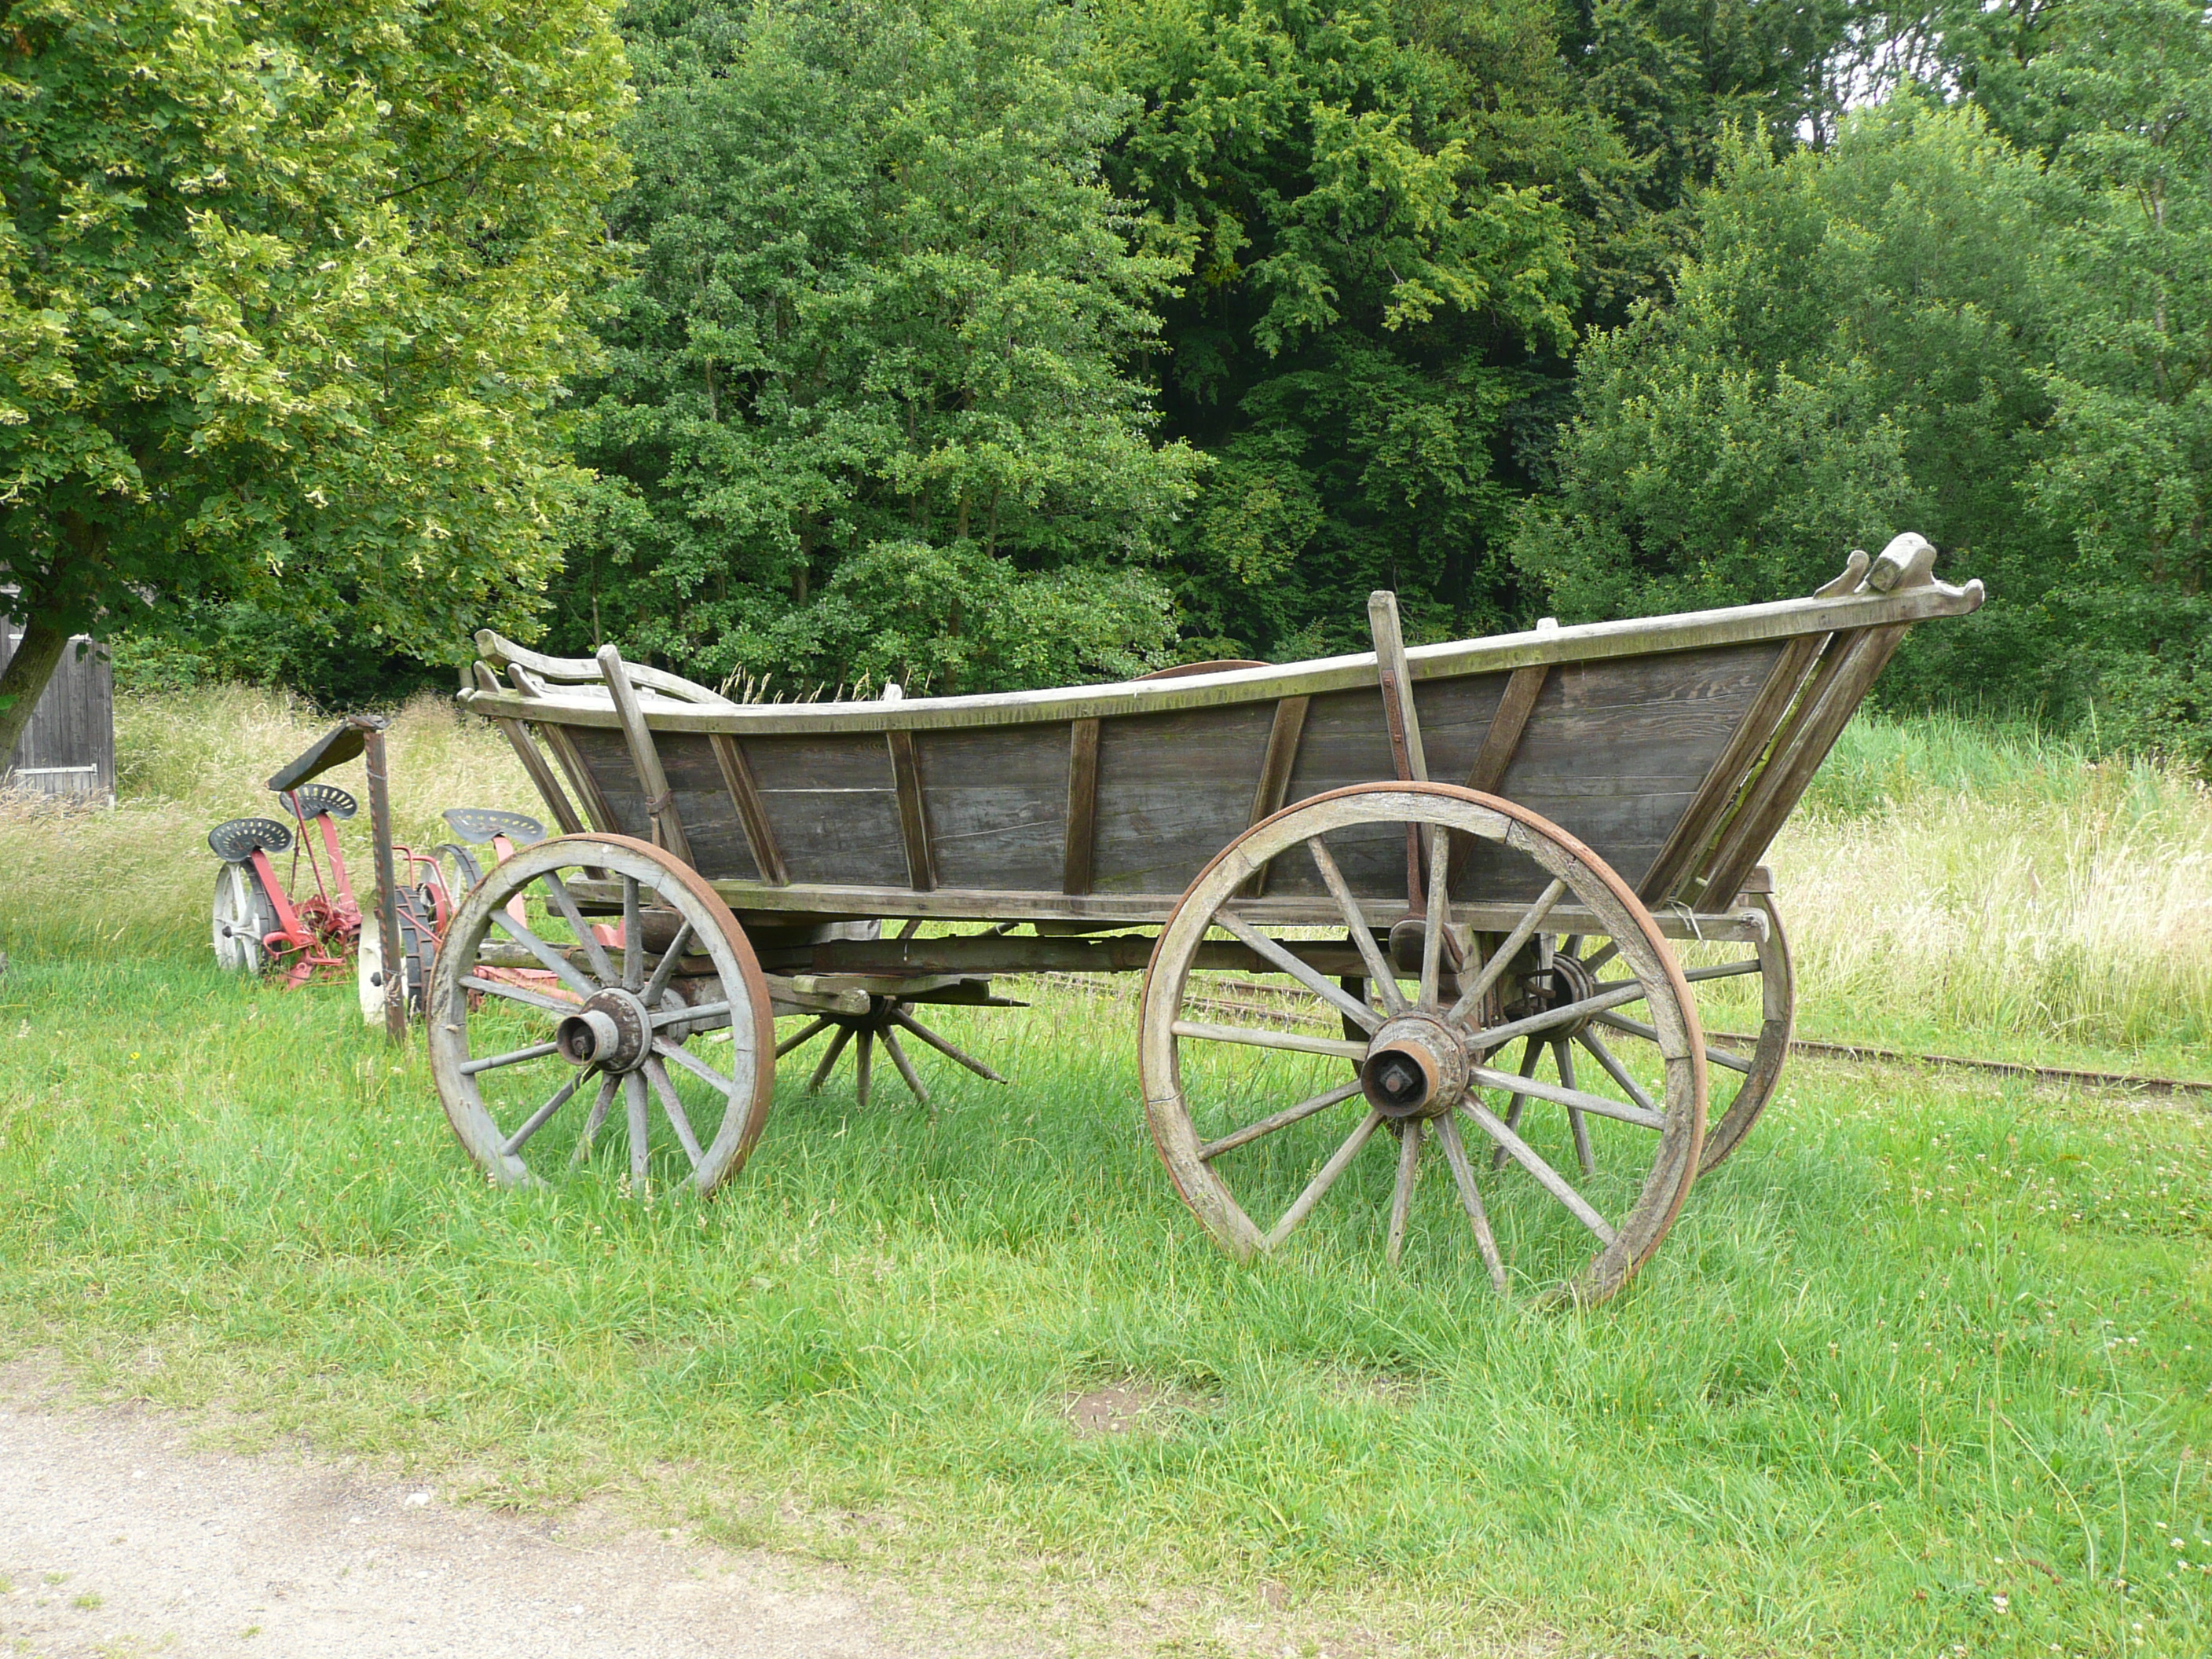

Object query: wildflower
[1992,1594,2010,1614]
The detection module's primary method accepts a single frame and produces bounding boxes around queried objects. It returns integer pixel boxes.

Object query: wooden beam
[1240,695,1309,898]
[507,665,618,833]
[472,664,584,835]
[1367,590,1428,782]
[1635,634,1823,904]
[1697,624,1911,903]
[1465,665,1548,794]
[709,733,789,886]
[886,727,936,892]
[1063,716,1101,895]
[597,644,693,866]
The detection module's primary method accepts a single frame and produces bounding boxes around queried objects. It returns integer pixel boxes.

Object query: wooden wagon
[431,533,1981,1303]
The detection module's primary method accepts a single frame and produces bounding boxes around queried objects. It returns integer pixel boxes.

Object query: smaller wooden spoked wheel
[1140,783,1708,1306]
[427,833,776,1195]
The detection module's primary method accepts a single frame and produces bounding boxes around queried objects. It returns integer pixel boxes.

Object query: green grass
[2,691,2210,1654]
[2,954,2209,1656]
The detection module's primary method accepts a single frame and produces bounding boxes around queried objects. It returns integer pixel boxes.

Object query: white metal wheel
[1139,782,1708,1306]
[426,833,776,1196]
[212,862,279,974]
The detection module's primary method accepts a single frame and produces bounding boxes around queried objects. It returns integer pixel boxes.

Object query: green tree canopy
[564,0,1199,696]
[0,0,628,756]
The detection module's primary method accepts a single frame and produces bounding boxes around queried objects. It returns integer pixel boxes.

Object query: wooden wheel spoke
[1594,1010,1750,1074]
[642,920,695,1005]
[1448,877,1568,1024]
[1214,912,1382,1033]
[571,1072,617,1166]
[1574,1029,1658,1117]
[1432,1112,1508,1295]
[1683,958,1762,983]
[1459,1097,1617,1246]
[624,1071,650,1180]
[1578,940,1620,976]
[652,999,730,1030]
[461,975,577,1016]
[488,910,598,1000]
[855,1028,874,1110]
[1307,836,1405,1013]
[775,1016,833,1059]
[1261,1109,1385,1250]
[1418,831,1452,1009]
[1199,1079,1363,1162]
[500,1068,589,1157]
[1464,977,1650,1053]
[1466,1058,1664,1131]
[807,1024,855,1092]
[1171,1019,1368,1062]
[1386,1119,1424,1266]
[657,1038,736,1095]
[881,1026,931,1108]
[460,1039,560,1077]
[621,875,643,992]
[1490,1036,1544,1172]
[540,871,616,987]
[643,1058,705,1170]
[1556,1038,1595,1178]
[888,1007,1005,1082]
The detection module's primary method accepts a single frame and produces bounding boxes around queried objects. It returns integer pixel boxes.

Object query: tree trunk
[0,610,71,775]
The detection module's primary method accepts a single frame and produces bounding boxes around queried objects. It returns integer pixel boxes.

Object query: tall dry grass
[0,685,536,958]
[5,689,2207,1060]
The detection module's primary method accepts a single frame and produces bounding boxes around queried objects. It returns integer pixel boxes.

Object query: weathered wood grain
[1090,701,1277,895]
[887,728,937,892]
[598,645,693,866]
[1063,717,1100,895]
[709,734,789,887]
[741,732,909,888]
[903,723,1068,894]
[471,663,583,834]
[1240,695,1310,897]
[1463,666,1548,793]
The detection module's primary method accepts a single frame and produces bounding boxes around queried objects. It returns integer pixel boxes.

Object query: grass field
[2,690,2210,1656]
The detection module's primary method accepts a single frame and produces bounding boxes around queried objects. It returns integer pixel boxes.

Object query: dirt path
[0,1369,1024,1658]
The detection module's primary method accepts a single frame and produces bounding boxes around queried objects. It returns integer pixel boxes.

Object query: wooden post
[353,715,406,1043]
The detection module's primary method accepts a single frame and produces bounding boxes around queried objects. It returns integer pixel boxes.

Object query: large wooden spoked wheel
[427,833,776,1196]
[1140,783,1708,1306]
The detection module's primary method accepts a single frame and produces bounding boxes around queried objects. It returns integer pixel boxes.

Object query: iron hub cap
[1361,1013,1470,1119]
[555,987,653,1072]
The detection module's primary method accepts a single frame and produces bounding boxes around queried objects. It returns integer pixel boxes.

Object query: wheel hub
[555,987,653,1071]
[1361,1013,1469,1119]
[1505,950,1595,1039]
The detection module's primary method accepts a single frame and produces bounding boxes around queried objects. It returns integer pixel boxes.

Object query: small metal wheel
[357,893,435,1024]
[1140,782,1707,1306]
[775,995,1005,1110]
[212,861,280,973]
[426,833,776,1196]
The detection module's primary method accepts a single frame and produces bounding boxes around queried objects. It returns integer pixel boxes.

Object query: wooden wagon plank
[887,728,937,892]
[1063,716,1100,895]
[507,665,621,833]
[471,663,584,834]
[1240,696,1310,897]
[709,734,789,886]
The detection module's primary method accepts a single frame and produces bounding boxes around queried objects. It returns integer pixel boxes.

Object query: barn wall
[1,618,116,803]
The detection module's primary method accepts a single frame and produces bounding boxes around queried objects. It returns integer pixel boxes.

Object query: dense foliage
[0,0,629,754]
[46,0,2212,768]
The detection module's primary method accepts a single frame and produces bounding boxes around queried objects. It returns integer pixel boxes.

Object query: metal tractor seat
[441,808,545,847]
[208,819,295,862]
[286,784,358,820]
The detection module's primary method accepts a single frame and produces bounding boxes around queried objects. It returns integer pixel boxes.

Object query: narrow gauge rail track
[1026,972,2212,1101]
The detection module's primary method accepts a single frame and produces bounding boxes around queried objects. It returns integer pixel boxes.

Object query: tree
[0,0,628,756]
[566,0,1198,695]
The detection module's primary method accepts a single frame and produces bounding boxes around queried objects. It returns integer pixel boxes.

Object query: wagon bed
[427,534,1980,1304]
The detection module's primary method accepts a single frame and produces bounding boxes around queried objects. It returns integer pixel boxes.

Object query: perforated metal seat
[207,818,294,862]
[441,808,545,847]
[286,784,357,821]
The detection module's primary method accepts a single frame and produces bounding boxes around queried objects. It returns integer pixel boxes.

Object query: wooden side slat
[1635,634,1823,904]
[1367,591,1429,782]
[472,663,584,834]
[597,644,694,866]
[1241,695,1309,898]
[1063,716,1101,895]
[1697,624,1911,903]
[709,733,789,886]
[886,728,936,892]
[1464,665,1548,794]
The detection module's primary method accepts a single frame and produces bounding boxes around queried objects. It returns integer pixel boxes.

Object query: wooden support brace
[507,665,618,833]
[472,664,584,835]
[1240,695,1310,898]
[598,644,693,866]
[710,733,788,886]
[887,728,936,892]
[1063,717,1101,895]
[1465,665,1547,795]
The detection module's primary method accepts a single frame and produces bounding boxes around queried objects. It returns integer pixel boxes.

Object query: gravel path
[0,1369,1009,1658]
